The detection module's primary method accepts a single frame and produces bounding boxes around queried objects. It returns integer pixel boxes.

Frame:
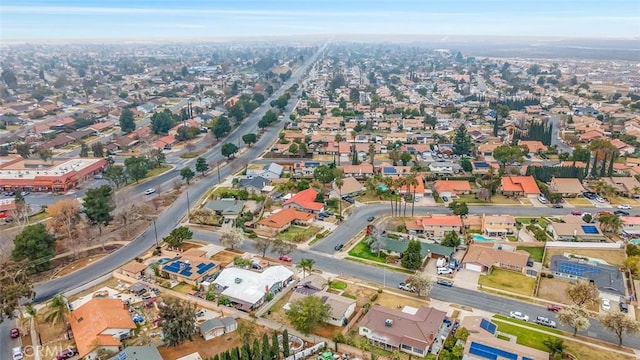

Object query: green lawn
[515,217,548,228]
[492,318,556,351]
[347,241,386,263]
[507,236,517,242]
[172,282,193,294]
[275,225,321,242]
[330,280,347,290]
[479,269,536,296]
[456,194,487,204]
[517,246,544,262]
[144,164,172,179]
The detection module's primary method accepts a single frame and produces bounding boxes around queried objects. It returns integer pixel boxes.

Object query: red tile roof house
[500,176,541,197]
[462,243,530,274]
[283,188,324,214]
[256,208,315,237]
[433,180,472,199]
[358,305,447,357]
[405,215,463,238]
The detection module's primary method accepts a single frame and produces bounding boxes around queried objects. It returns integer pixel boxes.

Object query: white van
[12,347,24,360]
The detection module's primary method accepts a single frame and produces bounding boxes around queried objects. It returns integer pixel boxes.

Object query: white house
[213,266,294,311]
[198,317,237,341]
[285,291,356,327]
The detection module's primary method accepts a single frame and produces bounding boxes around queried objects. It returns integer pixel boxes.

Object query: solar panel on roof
[480,319,497,334]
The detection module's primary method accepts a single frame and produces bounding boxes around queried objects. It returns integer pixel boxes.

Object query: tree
[12,192,30,226]
[566,281,599,307]
[220,228,244,249]
[598,213,623,234]
[313,165,335,185]
[79,142,90,157]
[221,143,239,159]
[180,167,195,184]
[91,142,104,158]
[159,298,198,346]
[213,117,231,139]
[0,260,33,322]
[441,231,461,248]
[195,157,209,176]
[282,329,290,358]
[236,320,257,344]
[261,333,271,360]
[272,239,296,256]
[461,158,472,172]
[104,165,128,188]
[400,151,413,166]
[599,311,640,346]
[119,108,136,134]
[401,240,423,270]
[406,274,432,297]
[43,294,68,325]
[124,156,150,183]
[47,199,81,258]
[334,134,343,165]
[37,148,53,163]
[271,331,279,360]
[164,226,193,247]
[388,148,401,166]
[12,224,56,273]
[453,124,473,155]
[15,143,31,158]
[151,110,175,135]
[334,172,345,216]
[288,143,298,155]
[543,338,567,360]
[448,201,469,216]
[557,306,590,336]
[242,133,257,147]
[253,237,272,258]
[147,148,166,168]
[83,185,114,237]
[493,145,525,167]
[286,295,330,335]
[298,258,315,278]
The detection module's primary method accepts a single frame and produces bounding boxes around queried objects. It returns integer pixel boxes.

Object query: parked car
[334,244,344,251]
[279,255,292,262]
[570,211,583,216]
[620,302,629,313]
[601,299,611,311]
[20,191,30,196]
[583,192,597,200]
[614,210,630,216]
[398,283,416,292]
[144,188,156,195]
[342,196,355,204]
[509,311,529,321]
[537,195,548,204]
[367,216,375,222]
[547,304,563,312]
[56,348,79,360]
[436,279,453,287]
[437,267,453,275]
[9,328,19,338]
[552,204,564,208]
[595,196,606,203]
[442,196,449,202]
[12,347,23,360]
[535,316,557,328]
[618,204,632,210]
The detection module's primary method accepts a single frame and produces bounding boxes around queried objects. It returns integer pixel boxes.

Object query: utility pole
[186,191,191,215]
[217,161,221,184]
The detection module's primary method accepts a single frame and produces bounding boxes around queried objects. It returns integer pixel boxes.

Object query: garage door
[466,263,483,272]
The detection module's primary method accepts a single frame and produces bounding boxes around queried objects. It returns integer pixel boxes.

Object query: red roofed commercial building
[0,198,16,219]
[405,215,463,238]
[500,176,541,197]
[0,156,107,193]
[284,188,324,214]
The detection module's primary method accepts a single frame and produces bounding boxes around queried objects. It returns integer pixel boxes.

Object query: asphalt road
[0,319,20,360]
[549,117,573,154]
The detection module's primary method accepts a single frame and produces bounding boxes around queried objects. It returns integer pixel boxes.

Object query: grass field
[517,246,544,262]
[330,280,348,290]
[479,269,536,296]
[565,198,594,206]
[275,225,321,242]
[348,240,386,263]
[145,164,172,179]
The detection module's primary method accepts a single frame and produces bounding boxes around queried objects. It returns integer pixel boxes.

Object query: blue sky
[0,0,638,40]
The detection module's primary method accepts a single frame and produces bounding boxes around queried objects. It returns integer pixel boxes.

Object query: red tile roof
[284,188,324,211]
[501,176,540,195]
[419,215,463,227]
[259,208,315,229]
[434,180,471,194]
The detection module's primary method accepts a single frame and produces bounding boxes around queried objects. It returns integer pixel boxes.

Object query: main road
[31,42,328,303]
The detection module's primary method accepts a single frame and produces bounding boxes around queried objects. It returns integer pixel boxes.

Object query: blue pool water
[630,239,640,245]
[472,234,495,242]
[156,258,170,265]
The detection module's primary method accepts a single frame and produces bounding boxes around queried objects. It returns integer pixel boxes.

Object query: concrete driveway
[453,269,481,291]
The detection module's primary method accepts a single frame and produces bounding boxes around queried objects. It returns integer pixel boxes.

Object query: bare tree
[189,209,213,225]
[47,199,81,258]
[406,274,432,297]
[113,191,149,237]
[599,311,640,346]
[566,281,599,307]
[219,228,244,250]
[252,237,272,258]
[272,239,296,256]
[557,305,591,336]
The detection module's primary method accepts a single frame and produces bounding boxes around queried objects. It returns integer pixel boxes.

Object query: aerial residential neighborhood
[1,2,640,360]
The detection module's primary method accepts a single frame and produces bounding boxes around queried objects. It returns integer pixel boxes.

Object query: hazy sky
[1,0,638,40]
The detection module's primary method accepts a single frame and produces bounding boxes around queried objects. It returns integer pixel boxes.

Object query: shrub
[370,294,378,302]
[541,272,547,278]
[547,274,554,279]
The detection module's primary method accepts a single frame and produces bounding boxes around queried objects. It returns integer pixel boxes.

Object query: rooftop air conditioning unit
[235,277,242,284]
[385,319,393,327]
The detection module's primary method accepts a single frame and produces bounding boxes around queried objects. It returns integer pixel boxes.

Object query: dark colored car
[547,304,563,312]
[436,279,453,287]
[614,210,630,216]
[619,302,629,313]
[56,348,79,360]
[334,244,344,251]
[367,216,375,222]
[552,204,563,208]
[10,328,19,338]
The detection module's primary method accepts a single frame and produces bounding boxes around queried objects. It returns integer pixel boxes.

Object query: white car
[618,204,632,210]
[509,311,529,322]
[144,188,156,195]
[537,195,548,204]
[602,299,611,311]
[437,267,453,275]
[595,196,606,203]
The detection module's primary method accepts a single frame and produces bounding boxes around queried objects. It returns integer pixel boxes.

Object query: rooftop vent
[384,319,393,327]
[235,277,242,284]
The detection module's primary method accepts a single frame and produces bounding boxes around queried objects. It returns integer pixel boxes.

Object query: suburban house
[546,215,606,242]
[109,346,163,360]
[256,208,315,236]
[433,180,472,199]
[461,316,549,360]
[198,317,237,341]
[500,176,541,197]
[341,163,375,178]
[212,265,294,311]
[549,255,625,297]
[396,176,427,198]
[518,140,548,154]
[246,163,284,179]
[471,161,493,175]
[621,216,640,237]
[333,176,364,197]
[358,305,447,357]
[204,199,246,220]
[482,215,517,236]
[285,290,356,327]
[0,198,16,220]
[68,298,137,359]
[283,188,324,213]
[462,244,530,273]
[292,161,321,177]
[405,215,463,238]
[610,139,636,155]
[382,237,455,260]
[239,176,271,194]
[119,261,147,279]
[161,249,218,286]
[428,161,461,175]
[549,177,586,197]
[602,177,640,197]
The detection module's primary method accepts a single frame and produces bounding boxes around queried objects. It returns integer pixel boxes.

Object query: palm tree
[334,134,343,166]
[364,177,378,196]
[335,174,345,217]
[298,258,315,278]
[592,179,608,196]
[382,176,395,216]
[394,177,406,217]
[368,143,376,166]
[44,294,68,326]
[350,130,358,164]
[599,214,623,234]
[406,173,419,217]
[543,337,567,359]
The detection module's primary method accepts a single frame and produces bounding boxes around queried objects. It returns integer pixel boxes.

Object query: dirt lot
[544,248,627,267]
[67,277,123,302]
[158,319,270,359]
[537,278,599,312]
[374,291,429,309]
[211,250,239,267]
[53,254,107,278]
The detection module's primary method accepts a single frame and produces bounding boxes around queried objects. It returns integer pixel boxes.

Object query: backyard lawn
[517,246,544,262]
[515,217,549,228]
[347,240,386,263]
[275,225,321,242]
[172,282,193,294]
[479,269,536,296]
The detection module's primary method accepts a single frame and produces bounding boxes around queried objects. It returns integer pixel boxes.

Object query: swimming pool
[631,239,640,245]
[472,234,496,242]
[156,258,170,265]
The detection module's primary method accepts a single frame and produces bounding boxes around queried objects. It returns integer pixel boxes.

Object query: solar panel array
[469,342,518,360]
[197,262,215,275]
[164,260,215,277]
[480,319,497,334]
[558,261,602,277]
